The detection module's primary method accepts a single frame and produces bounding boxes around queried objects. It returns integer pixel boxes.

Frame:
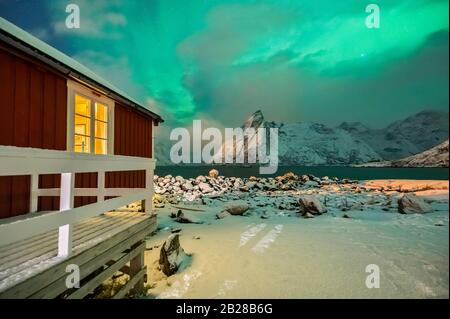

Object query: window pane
[74,135,90,153]
[75,114,90,136]
[95,138,107,155]
[95,120,108,139]
[95,103,108,122]
[75,95,91,116]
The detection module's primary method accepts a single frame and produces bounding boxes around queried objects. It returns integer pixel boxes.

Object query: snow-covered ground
[143,181,449,299]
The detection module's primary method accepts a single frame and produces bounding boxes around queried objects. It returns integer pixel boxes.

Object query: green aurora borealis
[1,0,448,129]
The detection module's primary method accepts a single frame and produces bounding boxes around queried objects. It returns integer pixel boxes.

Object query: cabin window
[74,94,110,154]
[68,81,114,155]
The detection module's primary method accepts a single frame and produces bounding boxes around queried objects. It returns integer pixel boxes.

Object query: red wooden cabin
[0,18,163,219]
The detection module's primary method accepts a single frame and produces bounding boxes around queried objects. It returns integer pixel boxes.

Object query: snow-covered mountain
[214,110,382,165]
[358,140,449,168]
[339,110,449,160]
[155,110,449,166]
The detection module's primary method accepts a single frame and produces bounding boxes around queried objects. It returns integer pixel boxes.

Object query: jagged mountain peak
[242,110,265,129]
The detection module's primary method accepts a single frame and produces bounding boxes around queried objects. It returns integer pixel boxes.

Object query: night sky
[1,0,448,132]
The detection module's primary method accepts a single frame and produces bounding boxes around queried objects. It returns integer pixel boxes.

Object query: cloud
[175,1,449,129]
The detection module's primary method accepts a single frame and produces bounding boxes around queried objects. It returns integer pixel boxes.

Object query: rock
[303,180,319,188]
[159,234,187,276]
[298,195,327,215]
[154,203,165,209]
[398,194,434,214]
[198,182,213,193]
[153,194,166,204]
[171,228,182,234]
[193,236,201,240]
[342,214,352,219]
[196,175,207,183]
[303,212,315,219]
[216,211,231,219]
[181,181,193,191]
[435,221,445,226]
[175,176,184,183]
[175,210,198,224]
[209,169,219,178]
[223,200,250,215]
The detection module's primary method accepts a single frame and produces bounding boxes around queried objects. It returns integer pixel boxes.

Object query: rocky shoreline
[152,170,448,219]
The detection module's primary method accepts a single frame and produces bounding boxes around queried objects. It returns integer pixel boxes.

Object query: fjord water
[156,165,449,180]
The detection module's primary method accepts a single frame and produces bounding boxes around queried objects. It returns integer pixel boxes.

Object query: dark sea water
[155,165,449,180]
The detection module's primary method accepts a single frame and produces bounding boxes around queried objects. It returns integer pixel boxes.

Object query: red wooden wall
[0,45,154,219]
[0,47,67,218]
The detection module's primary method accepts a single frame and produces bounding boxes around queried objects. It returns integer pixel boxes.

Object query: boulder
[182,181,194,191]
[196,175,207,183]
[209,169,219,178]
[398,194,434,214]
[223,200,249,215]
[159,234,187,276]
[198,182,213,193]
[298,195,327,215]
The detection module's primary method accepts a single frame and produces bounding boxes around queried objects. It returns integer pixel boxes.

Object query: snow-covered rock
[222,200,249,215]
[398,194,434,214]
[298,195,328,215]
[159,234,188,276]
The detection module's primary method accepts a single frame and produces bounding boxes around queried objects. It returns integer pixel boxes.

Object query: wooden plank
[0,215,155,298]
[58,173,75,257]
[10,176,30,217]
[66,241,146,299]
[0,212,126,256]
[0,189,151,246]
[54,77,67,151]
[0,213,141,280]
[30,174,39,213]
[13,59,30,147]
[0,146,155,177]
[0,213,140,275]
[129,241,145,295]
[0,177,12,219]
[0,50,15,146]
[29,218,154,299]
[42,73,56,149]
[28,68,44,148]
[113,267,146,299]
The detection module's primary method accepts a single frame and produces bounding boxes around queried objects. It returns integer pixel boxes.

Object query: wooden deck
[0,211,156,299]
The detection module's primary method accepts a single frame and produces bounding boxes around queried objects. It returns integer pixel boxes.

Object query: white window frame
[67,80,115,155]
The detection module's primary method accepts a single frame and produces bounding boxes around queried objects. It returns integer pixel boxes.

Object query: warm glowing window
[95,103,108,155]
[74,94,109,155]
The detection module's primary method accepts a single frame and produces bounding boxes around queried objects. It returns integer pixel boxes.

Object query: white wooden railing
[0,145,155,257]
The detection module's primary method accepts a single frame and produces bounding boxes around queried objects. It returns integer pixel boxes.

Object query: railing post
[143,168,153,214]
[29,174,39,213]
[97,170,105,203]
[58,172,74,257]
